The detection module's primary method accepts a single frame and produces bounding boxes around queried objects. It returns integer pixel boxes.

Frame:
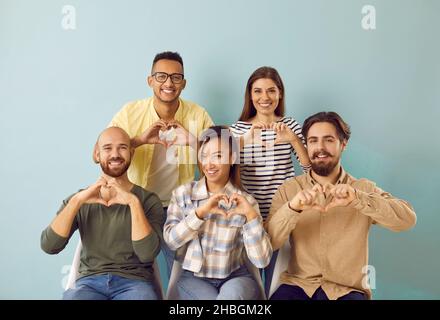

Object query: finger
[337,187,348,199]
[227,208,245,217]
[312,184,324,194]
[312,205,325,212]
[297,193,308,207]
[323,183,335,195]
[302,190,314,204]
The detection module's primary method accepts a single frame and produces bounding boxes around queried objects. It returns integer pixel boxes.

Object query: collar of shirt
[149,98,184,124]
[306,167,349,186]
[190,176,239,201]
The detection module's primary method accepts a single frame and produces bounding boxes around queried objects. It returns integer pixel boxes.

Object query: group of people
[41,51,417,300]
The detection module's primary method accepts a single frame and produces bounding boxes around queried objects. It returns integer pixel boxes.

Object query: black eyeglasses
[151,72,184,84]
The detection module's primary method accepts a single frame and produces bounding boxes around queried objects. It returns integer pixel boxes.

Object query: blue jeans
[263,250,278,297]
[176,266,260,300]
[63,274,158,300]
[161,206,175,278]
[270,284,367,300]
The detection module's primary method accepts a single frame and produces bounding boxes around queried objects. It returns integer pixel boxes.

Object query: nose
[163,75,174,86]
[110,147,120,158]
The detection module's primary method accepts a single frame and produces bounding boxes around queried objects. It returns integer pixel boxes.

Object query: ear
[341,139,348,152]
[181,79,186,90]
[147,76,153,88]
[93,142,100,164]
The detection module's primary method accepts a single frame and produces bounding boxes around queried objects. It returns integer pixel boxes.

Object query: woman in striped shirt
[164,126,272,300]
[229,66,311,295]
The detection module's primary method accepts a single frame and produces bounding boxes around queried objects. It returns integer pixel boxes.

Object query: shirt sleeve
[350,181,417,232]
[109,104,130,132]
[163,187,205,251]
[264,180,303,251]
[40,194,79,254]
[132,192,165,263]
[286,117,311,173]
[242,197,273,268]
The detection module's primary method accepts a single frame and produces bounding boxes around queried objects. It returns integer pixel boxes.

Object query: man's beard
[310,151,340,177]
[100,157,130,177]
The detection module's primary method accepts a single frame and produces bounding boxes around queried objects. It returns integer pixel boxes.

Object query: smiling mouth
[206,169,219,175]
[108,160,124,167]
[161,88,175,94]
[313,153,331,160]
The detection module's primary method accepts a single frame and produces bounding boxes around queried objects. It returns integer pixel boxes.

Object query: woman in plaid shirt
[164,126,272,299]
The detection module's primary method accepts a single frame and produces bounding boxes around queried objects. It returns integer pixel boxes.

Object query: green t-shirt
[41,185,165,282]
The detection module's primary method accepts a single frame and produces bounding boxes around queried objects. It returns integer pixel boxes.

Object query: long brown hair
[198,126,242,190]
[238,66,285,121]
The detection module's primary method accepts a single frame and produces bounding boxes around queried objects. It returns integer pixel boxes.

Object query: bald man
[41,127,165,300]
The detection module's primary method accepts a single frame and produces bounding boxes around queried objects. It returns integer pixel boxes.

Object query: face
[95,128,133,178]
[148,59,186,104]
[306,122,346,177]
[199,138,234,186]
[250,78,281,116]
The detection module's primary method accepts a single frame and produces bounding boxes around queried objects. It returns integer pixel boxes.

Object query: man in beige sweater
[265,111,416,300]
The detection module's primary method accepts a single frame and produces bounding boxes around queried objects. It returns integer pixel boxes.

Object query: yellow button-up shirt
[110,97,214,190]
[265,168,417,299]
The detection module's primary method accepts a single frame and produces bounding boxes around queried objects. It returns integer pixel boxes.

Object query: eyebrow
[307,135,336,140]
[102,143,129,148]
[253,86,277,90]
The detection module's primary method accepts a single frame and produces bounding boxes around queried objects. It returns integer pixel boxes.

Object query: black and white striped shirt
[230,117,310,220]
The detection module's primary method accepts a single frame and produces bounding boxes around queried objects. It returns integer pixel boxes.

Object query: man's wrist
[128,195,141,208]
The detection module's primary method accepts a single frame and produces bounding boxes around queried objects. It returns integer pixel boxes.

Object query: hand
[196,193,229,219]
[228,193,258,221]
[73,177,108,206]
[242,122,266,146]
[323,183,356,211]
[272,122,302,145]
[139,120,168,147]
[106,179,137,206]
[289,184,326,212]
[166,120,196,147]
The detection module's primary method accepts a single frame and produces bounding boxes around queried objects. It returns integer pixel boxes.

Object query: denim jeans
[176,266,260,300]
[263,250,278,297]
[63,273,158,300]
[161,206,175,278]
[270,284,367,300]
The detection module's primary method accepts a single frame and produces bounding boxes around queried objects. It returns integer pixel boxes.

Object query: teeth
[163,89,173,93]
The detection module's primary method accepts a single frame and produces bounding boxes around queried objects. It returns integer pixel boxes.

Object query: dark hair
[198,126,242,189]
[238,66,285,121]
[151,51,184,73]
[302,112,351,143]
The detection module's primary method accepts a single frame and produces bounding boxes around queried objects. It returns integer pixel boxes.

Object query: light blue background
[1,0,439,299]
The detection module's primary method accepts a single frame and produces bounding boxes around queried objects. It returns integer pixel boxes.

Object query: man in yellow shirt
[110,52,214,275]
[265,111,416,300]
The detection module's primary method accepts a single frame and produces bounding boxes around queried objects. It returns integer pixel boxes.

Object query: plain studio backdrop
[1,0,439,299]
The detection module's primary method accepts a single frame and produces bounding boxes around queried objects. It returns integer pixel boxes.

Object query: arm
[351,182,417,232]
[273,120,311,171]
[107,180,162,262]
[264,180,304,251]
[40,196,80,255]
[41,178,107,254]
[163,189,206,251]
[163,189,229,250]
[237,196,272,268]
